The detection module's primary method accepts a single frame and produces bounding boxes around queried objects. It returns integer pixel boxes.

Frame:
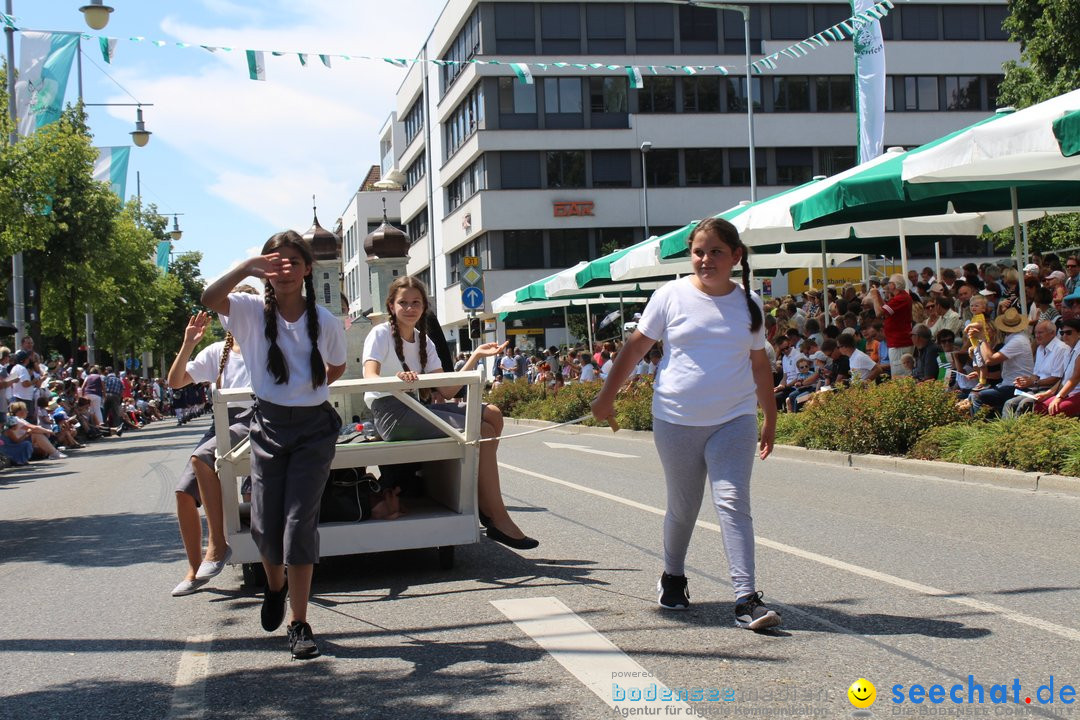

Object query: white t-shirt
[499,355,516,374]
[637,277,766,426]
[1033,337,1069,383]
[1064,343,1080,397]
[186,340,254,408]
[781,349,807,384]
[362,321,441,405]
[600,359,614,379]
[221,292,346,407]
[997,331,1035,385]
[847,348,877,381]
[9,363,33,402]
[579,363,596,382]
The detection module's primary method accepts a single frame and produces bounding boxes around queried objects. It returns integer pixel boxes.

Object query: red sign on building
[553,201,595,217]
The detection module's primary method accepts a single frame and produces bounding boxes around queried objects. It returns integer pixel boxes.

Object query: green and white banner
[853,0,886,161]
[246,49,266,81]
[156,241,172,273]
[92,146,131,201]
[14,31,80,137]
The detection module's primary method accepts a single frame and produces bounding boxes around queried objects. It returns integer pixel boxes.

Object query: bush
[614,376,654,431]
[795,379,964,456]
[773,410,811,447]
[484,379,545,418]
[912,414,1080,475]
[485,378,655,431]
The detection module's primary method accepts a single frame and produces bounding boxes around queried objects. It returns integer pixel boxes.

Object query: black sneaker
[287,620,319,659]
[734,591,782,631]
[657,572,690,610]
[261,581,288,632]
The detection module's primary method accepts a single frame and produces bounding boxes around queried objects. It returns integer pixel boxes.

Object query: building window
[405,211,428,245]
[678,5,718,53]
[769,5,808,40]
[942,5,979,40]
[592,150,632,188]
[586,4,626,53]
[984,5,1009,41]
[498,77,538,129]
[444,84,484,160]
[722,5,762,54]
[773,76,810,112]
[405,151,425,191]
[813,4,850,33]
[986,75,1004,108]
[685,148,724,186]
[541,3,581,54]
[504,229,544,269]
[904,76,939,111]
[446,156,486,213]
[635,4,675,53]
[549,229,591,268]
[644,149,679,187]
[819,147,856,176]
[546,150,586,189]
[726,77,763,112]
[500,151,541,189]
[597,227,636,255]
[590,77,629,128]
[638,76,675,113]
[885,76,895,112]
[683,76,721,112]
[901,4,939,40]
[776,148,813,186]
[729,148,766,186]
[815,76,853,112]
[403,98,423,145]
[495,3,535,54]
[944,76,980,110]
[440,8,481,93]
[544,77,584,129]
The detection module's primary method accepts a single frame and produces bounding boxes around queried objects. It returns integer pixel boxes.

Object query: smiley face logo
[848,678,876,709]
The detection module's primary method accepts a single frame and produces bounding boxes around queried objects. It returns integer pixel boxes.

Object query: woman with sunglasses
[1034,317,1080,417]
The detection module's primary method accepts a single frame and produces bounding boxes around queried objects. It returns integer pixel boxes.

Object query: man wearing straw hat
[964,307,1035,417]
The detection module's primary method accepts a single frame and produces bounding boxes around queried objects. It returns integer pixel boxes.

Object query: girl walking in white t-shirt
[363,276,537,550]
[592,217,781,631]
[202,231,347,660]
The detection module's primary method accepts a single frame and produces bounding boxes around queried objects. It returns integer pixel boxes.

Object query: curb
[503,417,1080,496]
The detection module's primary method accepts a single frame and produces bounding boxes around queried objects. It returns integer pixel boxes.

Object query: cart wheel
[242,562,266,589]
[437,545,455,570]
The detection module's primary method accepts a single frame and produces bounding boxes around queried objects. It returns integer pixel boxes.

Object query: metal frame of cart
[211,371,484,581]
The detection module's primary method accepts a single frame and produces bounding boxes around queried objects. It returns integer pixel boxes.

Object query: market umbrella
[611,243,860,283]
[1054,109,1080,158]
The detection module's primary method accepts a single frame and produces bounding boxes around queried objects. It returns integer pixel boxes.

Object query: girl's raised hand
[471,341,509,358]
[246,252,294,280]
[184,312,210,345]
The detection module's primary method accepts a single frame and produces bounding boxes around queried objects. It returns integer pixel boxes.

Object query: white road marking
[167,634,212,720]
[541,442,638,458]
[500,462,1080,644]
[492,596,693,713]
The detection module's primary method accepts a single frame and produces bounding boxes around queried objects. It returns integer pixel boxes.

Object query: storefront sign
[553,201,594,217]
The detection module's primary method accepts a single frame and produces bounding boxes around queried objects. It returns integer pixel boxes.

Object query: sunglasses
[1061,329,1076,337]
[1068,264,1079,269]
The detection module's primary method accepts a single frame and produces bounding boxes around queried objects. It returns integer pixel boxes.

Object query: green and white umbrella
[1054,109,1080,158]
[611,242,860,282]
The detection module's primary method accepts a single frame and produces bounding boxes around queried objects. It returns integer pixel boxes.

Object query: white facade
[353,0,1019,351]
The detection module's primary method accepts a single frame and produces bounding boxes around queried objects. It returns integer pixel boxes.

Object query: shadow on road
[0,512,183,568]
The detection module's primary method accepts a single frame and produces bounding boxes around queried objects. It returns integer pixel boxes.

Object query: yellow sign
[506,328,544,335]
[463,256,480,267]
[786,265,905,292]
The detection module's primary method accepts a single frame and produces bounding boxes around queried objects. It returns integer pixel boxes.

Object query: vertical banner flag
[99,37,117,63]
[14,31,80,137]
[246,50,266,81]
[93,146,131,201]
[852,0,886,162]
[156,241,172,273]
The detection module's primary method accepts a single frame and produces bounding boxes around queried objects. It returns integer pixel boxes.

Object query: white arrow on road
[542,442,637,458]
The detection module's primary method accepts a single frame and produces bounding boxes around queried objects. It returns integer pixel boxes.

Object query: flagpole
[5,0,24,346]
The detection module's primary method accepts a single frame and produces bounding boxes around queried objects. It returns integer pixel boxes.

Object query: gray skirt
[175,406,254,506]
[370,396,468,442]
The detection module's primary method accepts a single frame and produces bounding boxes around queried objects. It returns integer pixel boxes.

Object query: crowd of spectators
[764,253,1080,419]
[0,336,211,467]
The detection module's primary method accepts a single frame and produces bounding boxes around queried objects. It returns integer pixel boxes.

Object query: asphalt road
[2,416,1079,720]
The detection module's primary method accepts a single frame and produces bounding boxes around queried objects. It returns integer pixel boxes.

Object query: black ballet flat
[486,525,539,551]
[478,511,493,529]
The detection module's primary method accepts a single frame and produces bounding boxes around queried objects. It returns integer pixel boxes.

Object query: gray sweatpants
[653,414,758,600]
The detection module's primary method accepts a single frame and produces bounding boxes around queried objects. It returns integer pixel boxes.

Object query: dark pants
[970,384,1016,417]
[248,399,341,566]
[103,394,123,427]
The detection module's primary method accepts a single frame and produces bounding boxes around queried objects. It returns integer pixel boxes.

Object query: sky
[18,0,448,282]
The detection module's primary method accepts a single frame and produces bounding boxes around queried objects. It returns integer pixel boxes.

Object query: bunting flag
[298,53,308,67]
[626,66,644,90]
[156,241,172,273]
[509,62,533,85]
[92,145,131,201]
[99,36,117,63]
[318,54,331,68]
[853,0,887,162]
[14,31,80,137]
[246,49,265,81]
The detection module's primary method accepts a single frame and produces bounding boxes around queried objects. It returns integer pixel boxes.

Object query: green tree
[990,0,1080,254]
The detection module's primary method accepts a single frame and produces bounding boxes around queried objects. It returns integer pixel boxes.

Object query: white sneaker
[171,577,209,597]
[48,452,67,460]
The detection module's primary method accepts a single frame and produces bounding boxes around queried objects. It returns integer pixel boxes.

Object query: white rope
[469,414,595,444]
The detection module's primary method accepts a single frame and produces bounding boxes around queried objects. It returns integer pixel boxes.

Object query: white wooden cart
[211,371,484,586]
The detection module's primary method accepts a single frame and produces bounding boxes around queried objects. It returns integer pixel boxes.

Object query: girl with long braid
[202,232,347,660]
[166,285,259,598]
[591,217,782,631]
[362,276,538,550]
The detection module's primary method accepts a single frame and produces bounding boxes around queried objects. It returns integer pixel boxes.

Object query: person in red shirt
[869,273,914,377]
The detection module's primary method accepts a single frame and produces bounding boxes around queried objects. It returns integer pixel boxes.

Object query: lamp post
[640,140,652,240]
[78,0,113,30]
[682,1,757,201]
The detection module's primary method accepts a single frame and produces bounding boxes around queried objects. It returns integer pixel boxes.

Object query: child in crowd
[5,400,65,459]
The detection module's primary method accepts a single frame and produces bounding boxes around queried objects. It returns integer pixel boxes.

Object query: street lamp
[79,0,114,30]
[169,214,183,242]
[640,141,652,240]
[130,106,152,147]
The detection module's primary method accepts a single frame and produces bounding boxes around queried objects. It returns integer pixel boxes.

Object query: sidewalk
[503,417,1080,497]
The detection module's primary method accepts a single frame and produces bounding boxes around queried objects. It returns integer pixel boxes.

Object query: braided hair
[261,230,326,390]
[385,276,431,373]
[687,217,763,332]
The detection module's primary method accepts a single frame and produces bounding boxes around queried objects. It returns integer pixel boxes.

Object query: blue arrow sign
[462,286,484,310]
